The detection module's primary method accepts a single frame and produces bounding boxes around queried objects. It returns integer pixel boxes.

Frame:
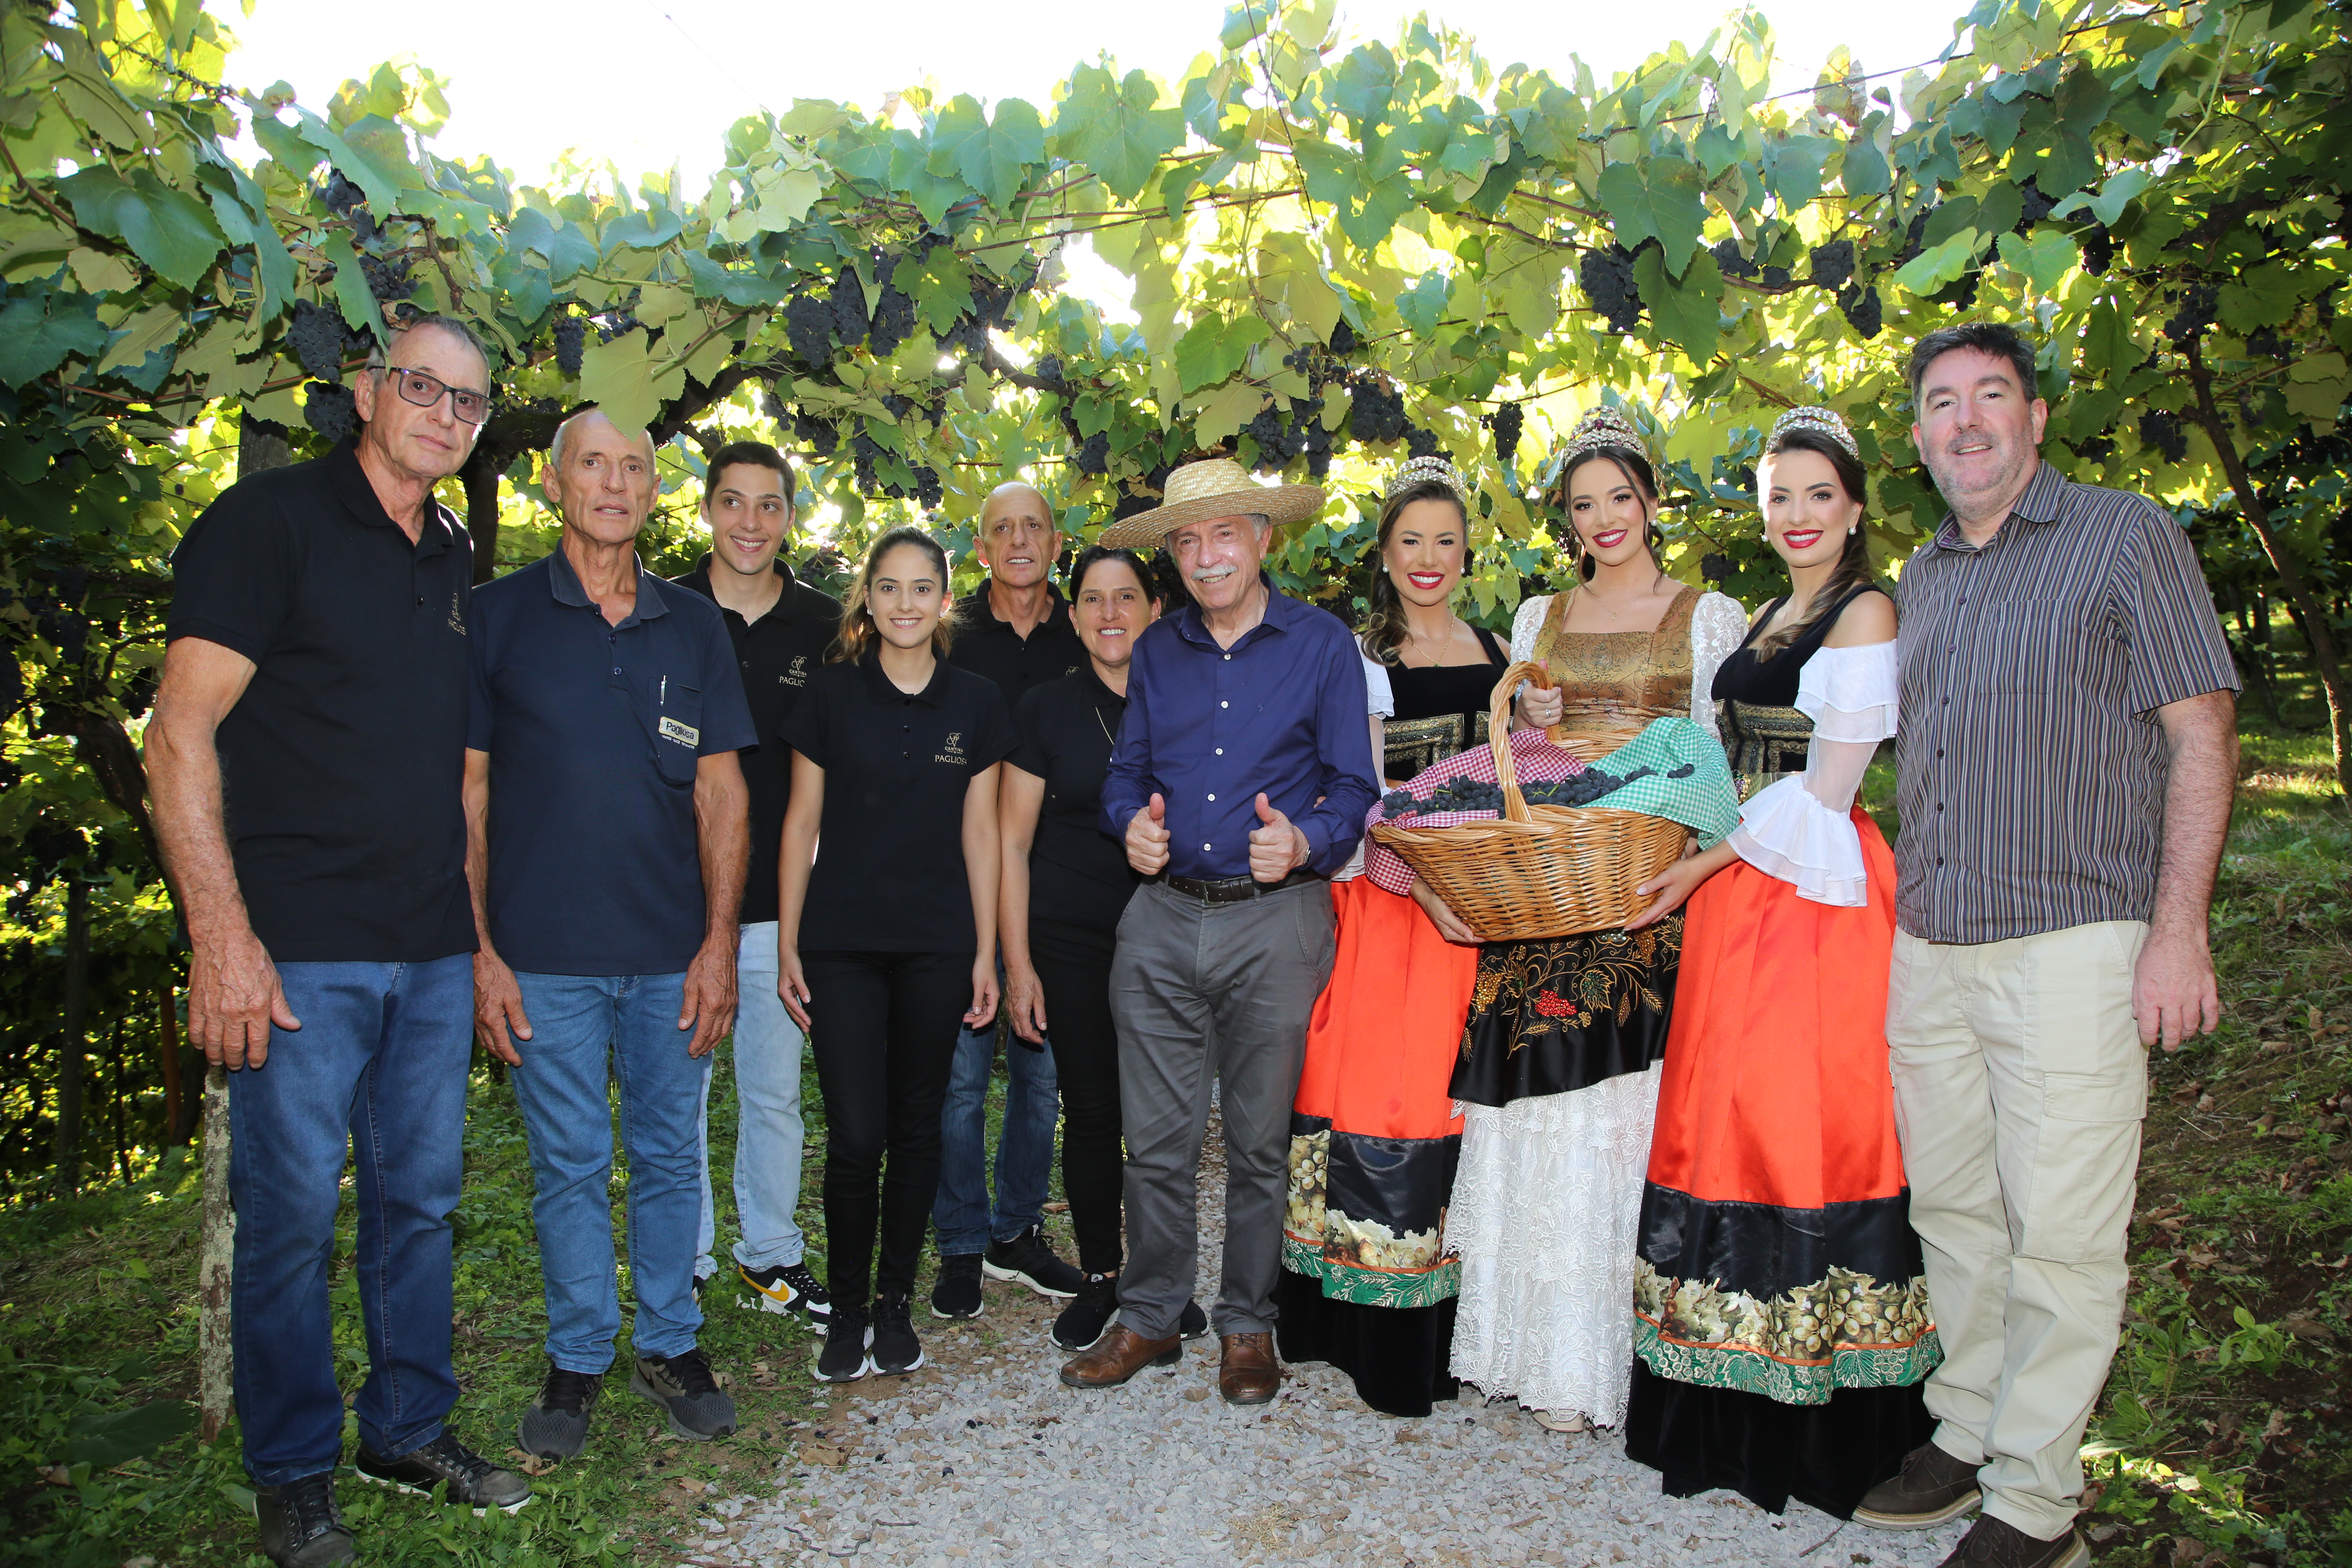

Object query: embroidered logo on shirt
[658,716,700,748]
[935,731,966,766]
[784,654,808,688]
[447,592,466,636]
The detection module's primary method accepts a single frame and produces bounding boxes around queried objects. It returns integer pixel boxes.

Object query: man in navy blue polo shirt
[465,408,755,1462]
[149,315,530,1566]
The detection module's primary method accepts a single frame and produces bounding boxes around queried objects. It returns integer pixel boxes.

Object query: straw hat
[1095,457,1325,549]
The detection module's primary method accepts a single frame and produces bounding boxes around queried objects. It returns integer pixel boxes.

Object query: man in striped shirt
[1855,323,2238,1568]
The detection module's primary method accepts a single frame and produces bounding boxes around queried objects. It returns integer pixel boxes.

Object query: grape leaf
[1997,229,2079,294]
[59,169,225,291]
[1173,313,1268,394]
[1595,156,1706,275]
[1054,67,1185,202]
[936,96,1045,210]
[0,285,110,387]
[1633,245,1722,361]
[906,245,973,338]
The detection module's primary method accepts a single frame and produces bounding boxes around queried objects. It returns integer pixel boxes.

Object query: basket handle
[1487,661,1550,826]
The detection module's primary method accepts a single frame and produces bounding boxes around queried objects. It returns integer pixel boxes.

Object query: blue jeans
[507,971,708,1370]
[695,923,808,1276]
[932,967,1058,1256]
[227,955,472,1486]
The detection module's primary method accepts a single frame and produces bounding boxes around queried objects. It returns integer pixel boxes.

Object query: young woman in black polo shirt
[776,526,1016,1382]
[998,546,1163,1350]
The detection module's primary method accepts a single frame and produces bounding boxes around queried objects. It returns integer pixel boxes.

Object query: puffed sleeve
[1509,593,1551,662]
[1686,592,1748,739]
[1726,640,1897,906]
[1361,651,1395,719]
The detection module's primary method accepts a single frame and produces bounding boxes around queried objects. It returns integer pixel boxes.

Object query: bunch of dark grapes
[793,408,840,457]
[2163,284,2219,346]
[1074,430,1110,476]
[2246,330,2290,361]
[2079,225,2114,277]
[1807,240,1856,291]
[1295,403,1334,479]
[938,313,991,360]
[1702,553,1731,585]
[1945,272,1981,311]
[784,290,834,365]
[595,312,638,343]
[912,464,944,509]
[2072,433,2116,462]
[868,281,918,359]
[1711,238,1757,281]
[1894,206,1934,266]
[1244,401,1304,466]
[304,381,358,443]
[1348,374,1410,443]
[2016,177,2057,229]
[1839,283,1884,339]
[1404,426,1442,459]
[1488,401,1525,462]
[1759,263,1793,291]
[321,169,364,218]
[1328,317,1357,355]
[849,431,882,493]
[553,314,586,378]
[827,270,871,350]
[287,298,350,381]
[2138,409,2189,463]
[1033,354,1066,390]
[359,254,413,302]
[1579,245,1643,333]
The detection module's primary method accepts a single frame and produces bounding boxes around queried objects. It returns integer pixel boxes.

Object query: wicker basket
[1367,661,1690,940]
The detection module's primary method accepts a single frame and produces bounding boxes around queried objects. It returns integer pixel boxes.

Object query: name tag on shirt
[658,716,699,748]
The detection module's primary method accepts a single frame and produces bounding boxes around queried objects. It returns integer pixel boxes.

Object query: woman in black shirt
[998,546,1163,1351]
[777,526,1016,1383]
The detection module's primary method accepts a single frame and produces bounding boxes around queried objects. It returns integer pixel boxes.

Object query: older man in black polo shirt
[929,481,1089,1317]
[149,316,529,1566]
[467,408,755,1463]
[672,441,839,1324]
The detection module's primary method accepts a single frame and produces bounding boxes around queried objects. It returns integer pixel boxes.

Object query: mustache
[1187,563,1237,582]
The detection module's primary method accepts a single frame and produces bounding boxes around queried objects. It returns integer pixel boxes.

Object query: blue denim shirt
[1100,576,1375,882]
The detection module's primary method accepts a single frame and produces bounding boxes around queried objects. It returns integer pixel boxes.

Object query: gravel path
[693,1107,1973,1568]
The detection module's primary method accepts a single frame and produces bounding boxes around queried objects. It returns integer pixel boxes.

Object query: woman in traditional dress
[1619,406,1937,1516]
[1439,407,1748,1434]
[1278,456,1510,1418]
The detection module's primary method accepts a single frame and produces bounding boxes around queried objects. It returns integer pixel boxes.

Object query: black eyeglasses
[383,366,495,425]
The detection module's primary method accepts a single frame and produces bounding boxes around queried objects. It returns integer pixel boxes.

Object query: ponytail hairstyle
[1749,421,1875,658]
[1357,472,1471,665]
[827,524,955,664]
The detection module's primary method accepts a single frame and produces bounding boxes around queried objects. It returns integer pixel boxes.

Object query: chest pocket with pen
[654,681,702,784]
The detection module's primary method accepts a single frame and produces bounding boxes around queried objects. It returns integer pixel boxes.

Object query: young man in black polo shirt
[671,441,839,1324]
[930,482,1090,1317]
[149,316,530,1567]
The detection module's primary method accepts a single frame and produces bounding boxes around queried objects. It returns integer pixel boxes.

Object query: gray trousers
[1109,878,1336,1340]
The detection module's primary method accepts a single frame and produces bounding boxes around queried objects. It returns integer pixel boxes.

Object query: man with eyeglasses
[150,315,528,1568]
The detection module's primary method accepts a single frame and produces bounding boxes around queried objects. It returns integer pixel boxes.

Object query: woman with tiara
[1434,408,1748,1434]
[1277,455,1509,1418]
[1620,405,1937,1517]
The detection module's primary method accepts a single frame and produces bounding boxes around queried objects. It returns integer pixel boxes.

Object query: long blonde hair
[827,525,955,664]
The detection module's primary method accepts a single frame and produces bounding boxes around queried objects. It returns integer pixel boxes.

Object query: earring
[1848,524,1859,536]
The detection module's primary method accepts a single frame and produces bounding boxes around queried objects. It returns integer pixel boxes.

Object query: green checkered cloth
[1578,717,1743,849]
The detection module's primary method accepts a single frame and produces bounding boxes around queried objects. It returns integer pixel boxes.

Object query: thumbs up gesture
[1126,791,1172,875]
[1248,792,1309,882]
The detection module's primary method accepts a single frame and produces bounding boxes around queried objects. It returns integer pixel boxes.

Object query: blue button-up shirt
[1101,576,1375,881]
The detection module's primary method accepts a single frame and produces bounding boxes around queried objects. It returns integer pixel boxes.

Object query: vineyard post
[51,876,90,1197]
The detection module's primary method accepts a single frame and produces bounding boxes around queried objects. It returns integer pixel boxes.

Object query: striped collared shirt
[1893,459,2238,944]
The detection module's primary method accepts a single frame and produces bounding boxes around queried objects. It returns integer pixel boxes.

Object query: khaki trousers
[1886,920,2147,1541]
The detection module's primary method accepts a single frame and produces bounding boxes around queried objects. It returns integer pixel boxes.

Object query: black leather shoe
[355,1430,531,1515]
[255,1471,354,1568]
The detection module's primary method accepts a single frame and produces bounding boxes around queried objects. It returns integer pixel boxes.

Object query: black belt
[1162,869,1321,904]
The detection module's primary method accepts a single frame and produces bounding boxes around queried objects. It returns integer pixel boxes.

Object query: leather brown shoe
[1058,1323,1181,1388]
[1936,1517,2089,1568]
[1855,1440,1983,1530]
[1218,1332,1280,1405]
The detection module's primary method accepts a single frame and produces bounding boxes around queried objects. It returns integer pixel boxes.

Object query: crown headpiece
[1386,455,1469,506]
[1766,404,1860,459]
[1559,406,1651,467]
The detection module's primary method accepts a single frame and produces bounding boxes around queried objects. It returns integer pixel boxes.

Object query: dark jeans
[227,955,472,1486]
[1030,917,1124,1275]
[804,949,971,1310]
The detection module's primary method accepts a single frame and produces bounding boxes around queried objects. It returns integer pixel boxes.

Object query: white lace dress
[1446,587,1745,1425]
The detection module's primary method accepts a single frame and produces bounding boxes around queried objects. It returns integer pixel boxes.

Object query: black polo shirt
[165,440,475,962]
[468,548,756,976]
[669,555,841,927]
[1010,668,1144,930]
[777,652,1016,954]
[949,579,1087,708]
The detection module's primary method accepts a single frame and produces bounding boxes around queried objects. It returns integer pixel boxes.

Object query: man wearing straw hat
[1060,459,1376,1404]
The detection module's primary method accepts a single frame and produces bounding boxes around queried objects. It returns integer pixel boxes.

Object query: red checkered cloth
[1363,731,1588,897]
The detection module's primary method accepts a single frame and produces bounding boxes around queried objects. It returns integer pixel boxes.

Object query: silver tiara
[1386,455,1468,505]
[1767,405,1860,459]
[1560,405,1650,466]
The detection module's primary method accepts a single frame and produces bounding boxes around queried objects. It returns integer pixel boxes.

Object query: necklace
[1577,570,1667,623]
[1094,703,1118,747]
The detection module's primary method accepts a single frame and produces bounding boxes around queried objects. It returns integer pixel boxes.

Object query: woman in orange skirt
[1620,408,1938,1516]
[1276,457,1506,1417]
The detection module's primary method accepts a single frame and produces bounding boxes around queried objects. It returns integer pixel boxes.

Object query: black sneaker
[516,1364,602,1462]
[1052,1272,1120,1350]
[983,1225,1085,1298]
[815,1301,873,1382]
[741,1261,834,1323]
[630,1347,737,1441]
[1179,1298,1210,1340]
[930,1252,984,1319]
[355,1431,531,1515]
[872,1291,924,1374]
[254,1471,354,1568]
